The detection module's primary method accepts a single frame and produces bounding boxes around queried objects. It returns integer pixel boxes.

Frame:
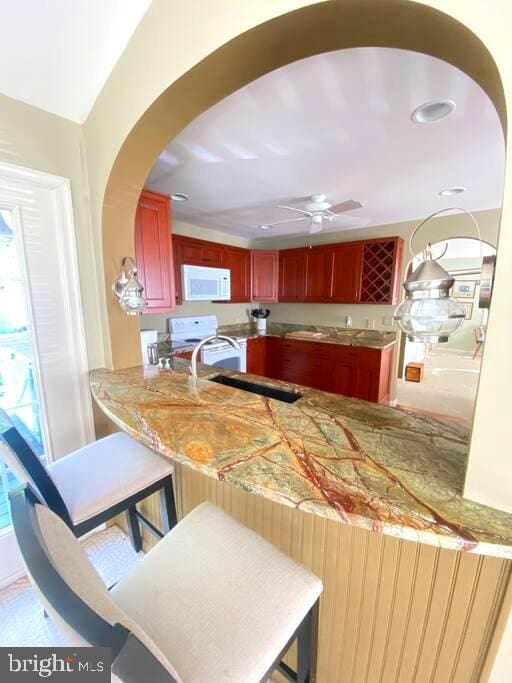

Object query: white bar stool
[0,409,177,551]
[11,485,323,683]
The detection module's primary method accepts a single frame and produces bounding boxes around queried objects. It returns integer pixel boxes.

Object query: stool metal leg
[126,505,142,553]
[271,600,319,683]
[159,476,177,533]
[297,603,318,683]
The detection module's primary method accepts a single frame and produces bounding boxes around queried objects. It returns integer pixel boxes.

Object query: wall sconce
[113,256,148,316]
[393,207,493,343]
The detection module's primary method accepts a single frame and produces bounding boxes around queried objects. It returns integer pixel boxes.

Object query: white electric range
[168,315,247,372]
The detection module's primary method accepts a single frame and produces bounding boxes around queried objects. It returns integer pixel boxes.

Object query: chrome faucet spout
[190,335,241,379]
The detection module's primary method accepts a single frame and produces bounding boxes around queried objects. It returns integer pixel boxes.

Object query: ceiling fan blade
[277,205,313,216]
[329,199,364,214]
[330,215,371,226]
[265,216,308,228]
[323,216,372,231]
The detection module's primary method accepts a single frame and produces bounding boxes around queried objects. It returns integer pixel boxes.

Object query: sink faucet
[190,335,241,379]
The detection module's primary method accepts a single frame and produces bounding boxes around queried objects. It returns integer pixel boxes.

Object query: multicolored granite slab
[218,322,397,349]
[90,362,512,559]
[157,322,396,355]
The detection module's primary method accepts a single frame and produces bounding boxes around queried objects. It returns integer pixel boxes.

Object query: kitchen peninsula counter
[90,361,512,560]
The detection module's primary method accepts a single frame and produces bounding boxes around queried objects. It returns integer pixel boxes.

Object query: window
[0,209,45,530]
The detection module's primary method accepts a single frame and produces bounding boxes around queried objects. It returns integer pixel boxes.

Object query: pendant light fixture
[393,208,490,344]
[113,256,148,316]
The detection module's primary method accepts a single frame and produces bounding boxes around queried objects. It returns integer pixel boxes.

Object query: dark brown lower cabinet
[246,337,266,376]
[246,336,394,404]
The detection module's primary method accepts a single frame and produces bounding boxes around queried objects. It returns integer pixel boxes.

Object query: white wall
[443,256,488,353]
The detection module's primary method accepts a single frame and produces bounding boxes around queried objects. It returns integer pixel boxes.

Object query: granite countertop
[90,362,512,559]
[218,322,397,349]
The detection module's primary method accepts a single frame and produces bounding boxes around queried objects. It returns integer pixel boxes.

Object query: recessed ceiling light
[439,186,466,197]
[170,192,189,202]
[259,225,273,230]
[412,100,456,124]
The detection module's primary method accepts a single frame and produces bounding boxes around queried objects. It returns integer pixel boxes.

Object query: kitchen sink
[208,374,302,403]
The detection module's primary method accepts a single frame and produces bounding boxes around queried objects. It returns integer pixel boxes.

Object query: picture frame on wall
[452,280,477,298]
[459,301,474,320]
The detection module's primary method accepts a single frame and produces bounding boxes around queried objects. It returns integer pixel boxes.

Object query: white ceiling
[146,48,505,239]
[0,0,150,123]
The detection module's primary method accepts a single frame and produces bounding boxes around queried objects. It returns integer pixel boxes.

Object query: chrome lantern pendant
[113,256,148,316]
[393,246,465,343]
[393,207,489,344]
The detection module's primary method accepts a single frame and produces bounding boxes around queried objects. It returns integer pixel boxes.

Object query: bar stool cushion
[111,502,323,683]
[48,433,173,524]
[33,503,182,682]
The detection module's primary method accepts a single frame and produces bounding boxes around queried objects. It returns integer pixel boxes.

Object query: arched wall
[87,0,511,512]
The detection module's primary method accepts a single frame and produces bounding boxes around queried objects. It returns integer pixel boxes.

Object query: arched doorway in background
[396,237,497,423]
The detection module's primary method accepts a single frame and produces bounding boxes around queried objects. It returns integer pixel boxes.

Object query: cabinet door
[246,337,266,376]
[135,189,175,312]
[251,251,279,302]
[331,244,363,303]
[329,347,362,398]
[179,238,204,265]
[278,249,305,301]
[179,237,224,267]
[330,360,356,397]
[201,243,224,266]
[303,248,333,301]
[352,367,374,401]
[349,348,383,402]
[222,246,250,302]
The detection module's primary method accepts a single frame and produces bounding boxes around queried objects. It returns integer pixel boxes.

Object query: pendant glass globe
[118,275,148,316]
[393,256,466,343]
[393,296,465,343]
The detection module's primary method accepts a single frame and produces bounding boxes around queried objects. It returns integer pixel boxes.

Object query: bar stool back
[10,485,180,682]
[11,484,322,683]
[0,409,177,551]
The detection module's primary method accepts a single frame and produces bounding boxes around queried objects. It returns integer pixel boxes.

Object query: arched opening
[396,237,497,423]
[101,0,506,370]
[138,43,505,430]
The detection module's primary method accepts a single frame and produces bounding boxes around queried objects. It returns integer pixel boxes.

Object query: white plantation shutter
[0,164,94,461]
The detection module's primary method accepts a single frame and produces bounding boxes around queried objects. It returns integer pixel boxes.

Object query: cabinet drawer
[330,345,360,363]
[279,339,330,358]
[280,366,327,390]
[281,354,326,372]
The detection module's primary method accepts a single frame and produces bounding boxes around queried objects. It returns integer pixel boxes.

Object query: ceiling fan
[259,194,370,234]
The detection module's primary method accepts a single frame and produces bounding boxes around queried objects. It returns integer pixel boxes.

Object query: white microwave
[182,264,231,301]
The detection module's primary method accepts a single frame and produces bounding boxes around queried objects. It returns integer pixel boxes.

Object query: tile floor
[396,347,482,424]
[0,525,139,647]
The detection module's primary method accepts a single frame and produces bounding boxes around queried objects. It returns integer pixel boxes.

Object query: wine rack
[360,239,402,304]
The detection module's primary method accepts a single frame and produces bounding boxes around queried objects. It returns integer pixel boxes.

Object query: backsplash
[265,303,397,332]
[141,302,252,334]
[218,321,396,346]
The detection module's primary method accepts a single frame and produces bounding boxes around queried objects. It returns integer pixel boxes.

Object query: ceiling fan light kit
[260,194,367,235]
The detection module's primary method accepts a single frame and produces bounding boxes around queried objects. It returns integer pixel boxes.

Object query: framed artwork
[452,280,477,298]
[459,301,473,320]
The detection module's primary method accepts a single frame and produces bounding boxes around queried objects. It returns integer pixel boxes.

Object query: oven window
[211,356,241,371]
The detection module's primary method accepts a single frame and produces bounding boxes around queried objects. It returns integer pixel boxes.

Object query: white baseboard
[0,522,107,591]
[0,567,26,590]
[0,529,25,589]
